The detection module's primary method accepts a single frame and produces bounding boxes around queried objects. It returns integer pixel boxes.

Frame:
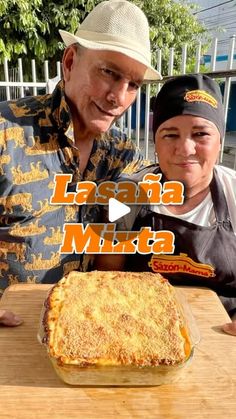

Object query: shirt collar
[49,79,115,146]
[50,79,75,143]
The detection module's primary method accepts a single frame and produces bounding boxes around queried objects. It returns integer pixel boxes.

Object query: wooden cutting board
[0,283,235,419]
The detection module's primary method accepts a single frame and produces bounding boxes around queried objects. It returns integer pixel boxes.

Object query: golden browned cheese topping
[43,271,191,367]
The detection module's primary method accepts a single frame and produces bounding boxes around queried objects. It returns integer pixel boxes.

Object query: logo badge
[149,253,215,278]
[184,90,218,108]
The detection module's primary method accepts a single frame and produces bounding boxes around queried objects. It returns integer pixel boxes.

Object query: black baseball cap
[153,74,225,139]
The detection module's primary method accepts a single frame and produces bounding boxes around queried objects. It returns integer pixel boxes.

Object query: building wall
[192,0,236,55]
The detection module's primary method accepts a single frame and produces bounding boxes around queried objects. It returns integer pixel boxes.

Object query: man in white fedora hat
[0,0,161,325]
[58,0,161,170]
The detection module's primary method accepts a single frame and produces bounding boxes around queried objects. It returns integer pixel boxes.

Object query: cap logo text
[184,90,218,108]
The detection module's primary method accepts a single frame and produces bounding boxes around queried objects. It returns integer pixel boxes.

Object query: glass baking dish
[38,282,200,386]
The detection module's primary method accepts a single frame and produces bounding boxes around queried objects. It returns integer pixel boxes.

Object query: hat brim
[59,29,162,82]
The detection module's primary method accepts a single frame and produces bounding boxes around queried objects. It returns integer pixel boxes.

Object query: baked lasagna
[40,270,192,385]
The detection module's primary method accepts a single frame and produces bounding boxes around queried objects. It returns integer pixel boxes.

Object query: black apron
[125,168,236,316]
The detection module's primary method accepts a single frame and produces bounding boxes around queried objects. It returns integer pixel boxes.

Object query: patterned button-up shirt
[0,80,142,292]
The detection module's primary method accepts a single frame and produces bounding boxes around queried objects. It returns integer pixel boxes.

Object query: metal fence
[1,37,236,167]
[0,58,62,101]
[118,37,236,163]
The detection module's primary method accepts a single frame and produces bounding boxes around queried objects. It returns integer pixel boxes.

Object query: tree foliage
[0,0,209,77]
[134,0,209,74]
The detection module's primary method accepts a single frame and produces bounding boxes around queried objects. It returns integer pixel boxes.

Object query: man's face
[62,46,147,138]
[155,115,221,191]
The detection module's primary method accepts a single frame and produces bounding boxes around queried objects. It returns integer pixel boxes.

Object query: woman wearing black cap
[96,74,236,335]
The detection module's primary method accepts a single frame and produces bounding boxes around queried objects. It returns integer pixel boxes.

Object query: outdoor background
[0,0,236,168]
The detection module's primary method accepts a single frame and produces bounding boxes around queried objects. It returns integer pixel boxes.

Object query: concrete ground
[137,131,236,170]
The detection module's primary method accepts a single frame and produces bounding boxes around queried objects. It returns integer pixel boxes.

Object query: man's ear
[62,45,77,81]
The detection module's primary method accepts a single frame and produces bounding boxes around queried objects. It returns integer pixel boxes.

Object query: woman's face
[155,115,221,192]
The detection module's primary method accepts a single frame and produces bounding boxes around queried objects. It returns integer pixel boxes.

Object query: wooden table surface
[0,284,235,419]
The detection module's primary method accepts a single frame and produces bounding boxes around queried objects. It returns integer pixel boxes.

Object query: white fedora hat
[59,0,161,81]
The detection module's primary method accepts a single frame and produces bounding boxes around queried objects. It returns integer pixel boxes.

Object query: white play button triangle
[108,198,131,222]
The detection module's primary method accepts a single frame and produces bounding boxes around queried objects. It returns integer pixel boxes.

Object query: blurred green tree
[0,0,208,79]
